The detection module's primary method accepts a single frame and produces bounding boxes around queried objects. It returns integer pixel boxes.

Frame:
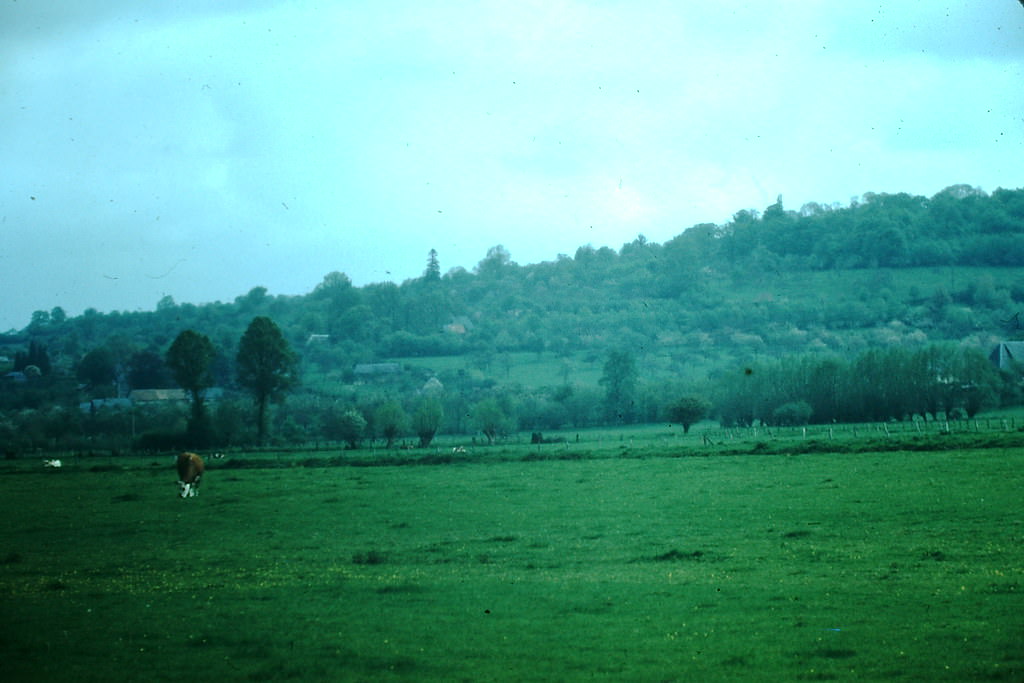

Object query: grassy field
[2,436,1023,681]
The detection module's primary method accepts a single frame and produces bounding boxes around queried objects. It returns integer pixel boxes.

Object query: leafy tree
[472,397,512,444]
[128,350,174,389]
[600,350,637,424]
[214,399,251,447]
[772,401,813,426]
[374,400,408,448]
[327,408,367,449]
[15,341,51,376]
[412,397,444,447]
[28,309,50,331]
[236,316,298,445]
[166,330,217,442]
[475,245,514,279]
[311,271,363,340]
[950,347,1002,418]
[666,396,710,433]
[76,347,117,394]
[236,286,269,312]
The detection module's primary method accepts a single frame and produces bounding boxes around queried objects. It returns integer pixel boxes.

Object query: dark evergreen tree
[424,248,441,282]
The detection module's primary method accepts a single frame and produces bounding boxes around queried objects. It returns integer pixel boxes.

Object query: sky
[1,1,1023,332]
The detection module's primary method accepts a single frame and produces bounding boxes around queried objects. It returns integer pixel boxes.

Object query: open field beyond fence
[2,434,1023,681]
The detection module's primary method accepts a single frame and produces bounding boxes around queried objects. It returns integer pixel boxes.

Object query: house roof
[78,397,133,413]
[990,342,1024,370]
[353,363,401,375]
[129,387,223,402]
[130,388,189,402]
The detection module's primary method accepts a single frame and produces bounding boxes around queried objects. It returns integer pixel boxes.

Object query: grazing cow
[176,452,205,498]
[43,459,62,468]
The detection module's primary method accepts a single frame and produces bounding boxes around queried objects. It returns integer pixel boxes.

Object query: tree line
[2,184,1024,454]
[713,344,1011,427]
[2,329,1019,456]
[7,185,1024,368]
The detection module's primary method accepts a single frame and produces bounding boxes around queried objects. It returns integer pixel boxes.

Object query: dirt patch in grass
[921,550,948,561]
[644,549,710,562]
[352,550,388,565]
[783,530,813,539]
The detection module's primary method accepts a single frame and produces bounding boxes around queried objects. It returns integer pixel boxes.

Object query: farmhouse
[129,387,224,404]
[421,376,444,394]
[990,342,1024,373]
[129,388,190,404]
[78,397,132,413]
[444,316,474,335]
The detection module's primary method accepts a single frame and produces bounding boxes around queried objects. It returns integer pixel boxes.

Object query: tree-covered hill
[11,184,1024,363]
[3,184,1024,450]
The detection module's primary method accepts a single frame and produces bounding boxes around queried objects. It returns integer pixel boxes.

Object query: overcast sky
[1,1,1023,332]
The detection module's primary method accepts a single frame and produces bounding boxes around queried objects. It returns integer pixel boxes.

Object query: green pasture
[2,441,1023,681]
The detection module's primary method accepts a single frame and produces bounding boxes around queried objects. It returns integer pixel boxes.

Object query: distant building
[353,363,402,377]
[990,342,1024,372]
[444,316,474,335]
[306,334,330,345]
[129,387,224,404]
[130,388,190,403]
[421,376,444,394]
[78,397,133,414]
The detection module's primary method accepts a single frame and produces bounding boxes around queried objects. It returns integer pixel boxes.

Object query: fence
[704,417,1019,444]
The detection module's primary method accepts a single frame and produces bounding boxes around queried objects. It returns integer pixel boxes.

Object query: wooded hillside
[3,184,1023,451]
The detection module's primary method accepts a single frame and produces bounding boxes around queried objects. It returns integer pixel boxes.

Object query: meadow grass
[1,441,1023,681]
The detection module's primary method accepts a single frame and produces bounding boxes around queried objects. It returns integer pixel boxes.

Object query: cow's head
[178,478,200,498]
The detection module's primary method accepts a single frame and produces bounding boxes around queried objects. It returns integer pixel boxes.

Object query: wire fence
[703,417,1020,444]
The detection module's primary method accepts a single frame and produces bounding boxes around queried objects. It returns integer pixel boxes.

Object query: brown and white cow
[176,452,205,498]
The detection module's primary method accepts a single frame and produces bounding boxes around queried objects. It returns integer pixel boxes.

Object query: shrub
[772,401,813,426]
